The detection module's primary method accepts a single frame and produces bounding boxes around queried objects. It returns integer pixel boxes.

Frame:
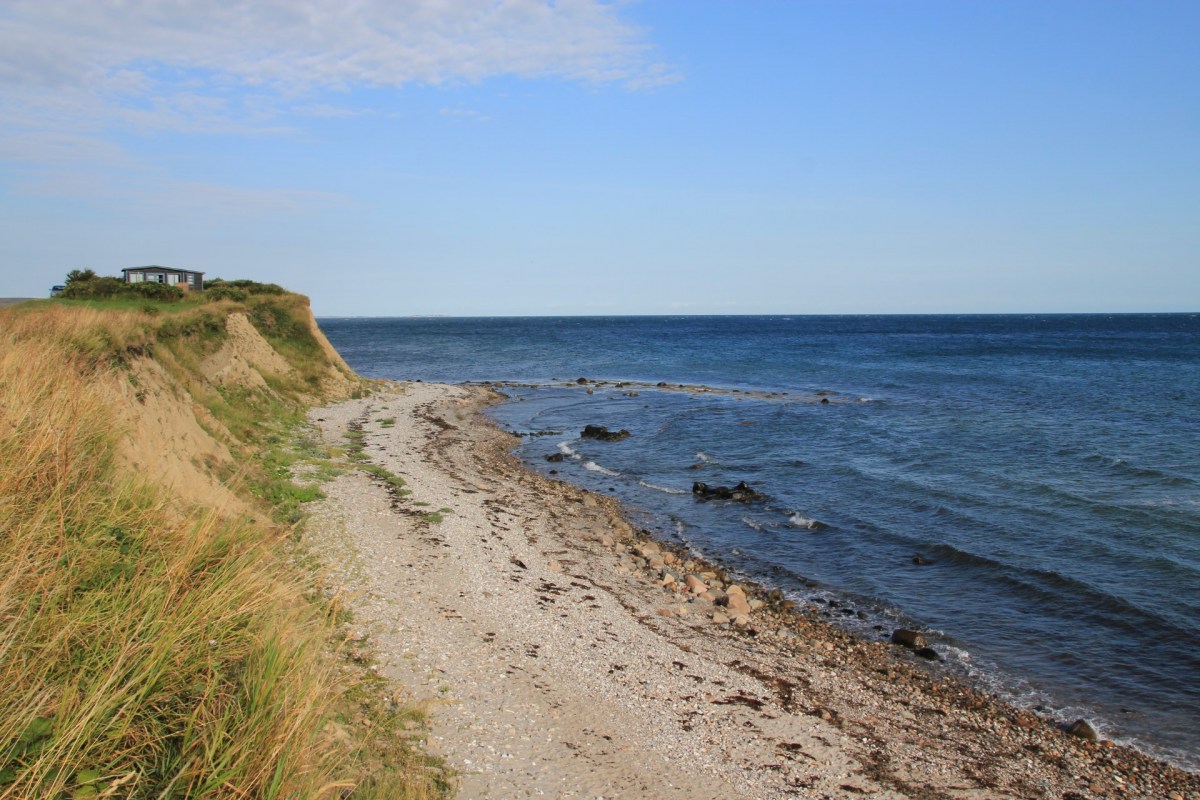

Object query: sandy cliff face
[306,311,357,398]
[202,312,293,389]
[114,356,244,512]
[109,305,355,515]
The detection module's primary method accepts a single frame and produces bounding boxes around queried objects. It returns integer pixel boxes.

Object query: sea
[319,314,1200,772]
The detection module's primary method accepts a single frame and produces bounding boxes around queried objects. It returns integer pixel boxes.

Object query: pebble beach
[304,381,1200,800]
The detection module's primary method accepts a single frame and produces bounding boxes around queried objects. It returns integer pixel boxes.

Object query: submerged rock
[692,481,767,503]
[545,452,566,462]
[581,424,630,442]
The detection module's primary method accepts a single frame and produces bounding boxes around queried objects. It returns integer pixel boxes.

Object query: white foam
[557,441,579,457]
[695,451,714,462]
[583,461,621,477]
[741,516,766,532]
[638,480,687,495]
[788,513,823,530]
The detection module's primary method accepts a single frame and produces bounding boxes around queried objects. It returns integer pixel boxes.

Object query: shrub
[59,276,127,299]
[58,276,185,302]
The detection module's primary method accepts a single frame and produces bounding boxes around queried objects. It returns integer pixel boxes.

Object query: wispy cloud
[0,1,674,207]
[0,1,674,123]
[439,107,492,123]
[0,0,676,215]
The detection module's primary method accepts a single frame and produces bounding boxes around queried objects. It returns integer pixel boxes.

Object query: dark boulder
[581,425,630,442]
[545,452,566,463]
[692,481,767,503]
[890,629,928,649]
[914,647,941,661]
[1063,719,1099,742]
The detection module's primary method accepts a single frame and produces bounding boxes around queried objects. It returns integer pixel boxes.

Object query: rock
[890,629,927,649]
[576,377,589,384]
[712,612,730,625]
[1064,719,1099,742]
[732,614,752,627]
[581,424,631,442]
[749,599,765,611]
[692,481,767,502]
[685,575,708,594]
[546,560,563,573]
[911,554,934,565]
[656,608,675,618]
[724,594,753,616]
[914,647,940,660]
[545,452,566,462]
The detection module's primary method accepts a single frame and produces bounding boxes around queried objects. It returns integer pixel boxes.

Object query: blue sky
[1,1,1196,315]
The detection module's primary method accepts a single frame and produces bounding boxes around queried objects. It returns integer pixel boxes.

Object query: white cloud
[0,0,674,184]
[0,1,673,222]
[0,1,673,97]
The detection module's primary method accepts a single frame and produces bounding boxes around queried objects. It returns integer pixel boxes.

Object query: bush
[58,276,185,302]
[204,284,248,303]
[59,276,127,299]
[129,281,185,301]
[204,279,285,299]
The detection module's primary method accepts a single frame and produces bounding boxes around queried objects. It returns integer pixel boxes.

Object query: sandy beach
[305,382,1199,800]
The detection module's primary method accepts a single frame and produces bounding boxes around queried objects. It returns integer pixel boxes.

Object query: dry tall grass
[0,303,446,799]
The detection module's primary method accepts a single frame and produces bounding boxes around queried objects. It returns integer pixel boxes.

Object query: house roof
[121,265,204,276]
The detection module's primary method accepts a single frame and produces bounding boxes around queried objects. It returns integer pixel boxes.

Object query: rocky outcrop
[692,481,767,502]
[581,424,630,442]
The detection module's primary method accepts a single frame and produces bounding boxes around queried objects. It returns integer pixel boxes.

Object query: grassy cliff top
[0,289,448,799]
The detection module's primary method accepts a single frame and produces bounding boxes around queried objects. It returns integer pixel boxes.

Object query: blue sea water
[320,314,1200,771]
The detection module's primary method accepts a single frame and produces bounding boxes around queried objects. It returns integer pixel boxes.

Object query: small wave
[556,441,579,457]
[638,480,688,495]
[741,516,766,532]
[583,461,621,477]
[788,513,826,530]
[1083,453,1196,485]
[695,451,715,463]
